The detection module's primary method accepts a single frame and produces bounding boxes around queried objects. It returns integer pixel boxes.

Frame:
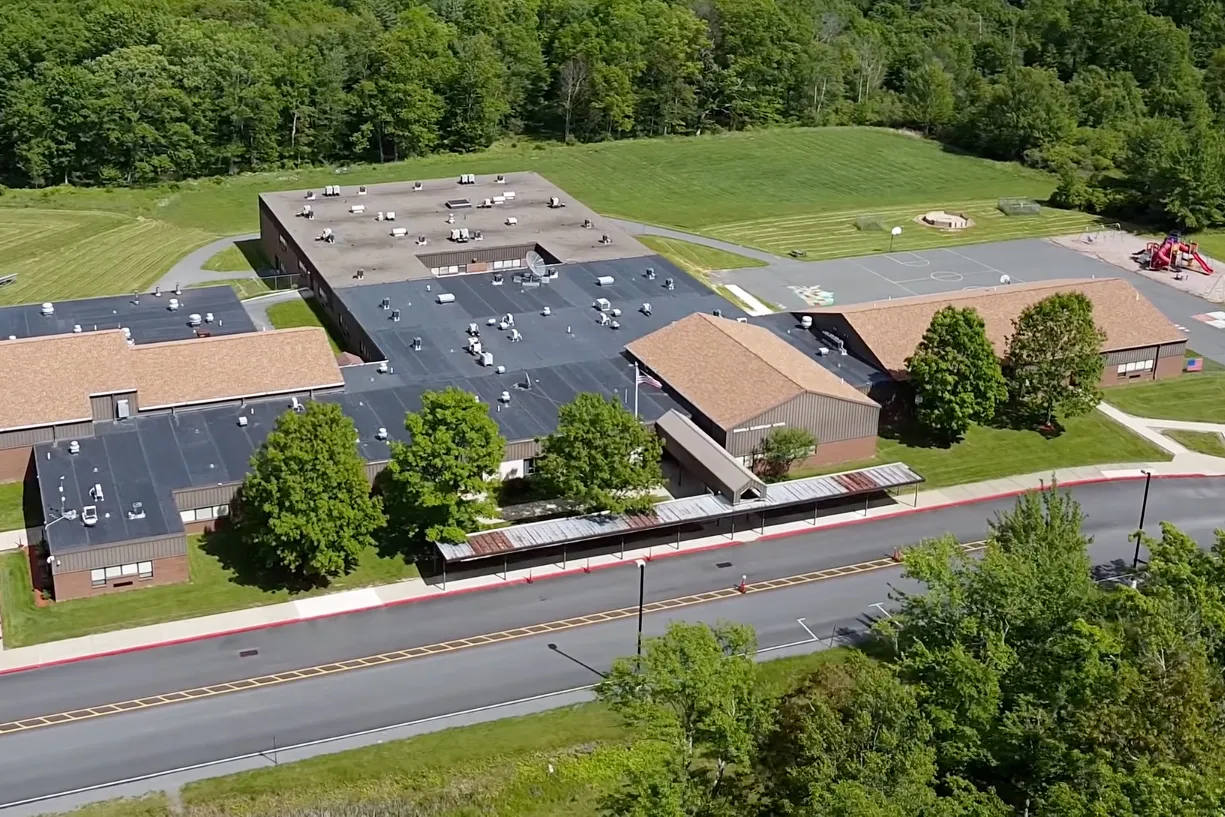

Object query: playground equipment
[1134,233,1215,275]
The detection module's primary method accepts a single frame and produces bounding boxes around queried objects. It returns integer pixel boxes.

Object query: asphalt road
[0,478,1222,808]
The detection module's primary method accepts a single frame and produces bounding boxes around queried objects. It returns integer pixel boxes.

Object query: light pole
[635,559,646,666]
[1131,469,1153,573]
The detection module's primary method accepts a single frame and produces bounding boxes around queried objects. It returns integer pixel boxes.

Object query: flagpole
[633,362,640,420]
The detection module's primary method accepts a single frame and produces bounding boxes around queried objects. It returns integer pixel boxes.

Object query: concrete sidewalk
[2,459,1221,674]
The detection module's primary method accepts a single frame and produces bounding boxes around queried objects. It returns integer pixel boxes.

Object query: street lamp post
[635,559,646,667]
[1131,470,1153,573]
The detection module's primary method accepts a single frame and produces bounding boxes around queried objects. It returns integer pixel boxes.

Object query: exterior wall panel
[418,244,537,270]
[52,534,188,574]
[0,447,32,482]
[54,554,189,599]
[724,394,880,459]
[794,436,879,469]
[173,484,240,512]
[53,421,95,440]
[0,427,55,450]
[505,439,541,462]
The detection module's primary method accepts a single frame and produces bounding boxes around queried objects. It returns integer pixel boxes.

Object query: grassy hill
[0,128,1093,305]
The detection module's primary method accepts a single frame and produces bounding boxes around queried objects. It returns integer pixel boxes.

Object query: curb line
[0,471,1214,677]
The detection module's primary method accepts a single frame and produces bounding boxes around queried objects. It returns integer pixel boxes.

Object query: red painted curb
[0,472,1215,677]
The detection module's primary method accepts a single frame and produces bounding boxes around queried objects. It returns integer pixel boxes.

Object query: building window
[1117,360,1155,377]
[523,458,535,476]
[215,505,230,517]
[298,260,308,275]
[121,563,138,577]
[279,235,287,251]
[180,509,197,523]
[91,568,106,587]
[138,561,154,579]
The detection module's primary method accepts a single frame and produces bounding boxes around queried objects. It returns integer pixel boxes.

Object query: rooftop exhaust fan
[496,174,506,184]
[238,416,249,427]
[128,502,145,520]
[41,302,54,316]
[801,315,813,329]
[68,440,80,455]
[413,181,423,191]
[377,361,389,373]
[73,324,82,333]
[358,186,367,195]
[168,298,180,311]
[376,427,388,440]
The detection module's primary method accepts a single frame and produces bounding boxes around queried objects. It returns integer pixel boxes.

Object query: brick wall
[52,554,189,601]
[794,435,878,469]
[0,447,32,483]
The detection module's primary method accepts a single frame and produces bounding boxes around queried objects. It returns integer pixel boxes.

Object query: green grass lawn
[794,410,1172,488]
[265,297,343,353]
[187,277,272,300]
[1,128,1081,305]
[636,235,767,276]
[1165,429,1225,457]
[0,482,27,531]
[1104,369,1225,423]
[201,239,270,273]
[0,534,417,648]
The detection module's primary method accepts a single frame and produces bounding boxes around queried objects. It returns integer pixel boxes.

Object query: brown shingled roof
[626,313,877,429]
[0,327,343,431]
[805,278,1185,376]
[0,332,136,431]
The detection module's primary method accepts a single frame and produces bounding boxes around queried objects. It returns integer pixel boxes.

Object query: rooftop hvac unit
[437,293,456,304]
[188,313,202,327]
[122,327,132,340]
[599,234,612,245]
[645,267,656,279]
[380,296,391,310]
[376,427,388,440]
[505,216,518,226]
[481,351,494,367]
[350,204,366,214]
[416,235,427,245]
[496,364,506,374]
[358,186,368,195]
[541,306,551,316]
[596,275,615,286]
[168,298,180,311]
[376,212,384,221]
[391,309,401,322]
[73,324,82,333]
[41,302,54,316]
[412,337,422,350]
[504,191,516,200]
[238,416,248,427]
[713,309,723,318]
[90,482,105,502]
[458,173,476,185]
[300,204,313,217]
[492,195,505,205]
[594,297,611,312]
[116,399,130,419]
[641,302,652,316]
[548,196,564,208]
[468,338,482,354]
[377,361,389,373]
[413,181,423,191]
[386,211,396,221]
[128,502,145,520]
[500,390,511,403]
[480,198,493,208]
[611,308,622,317]
[737,317,749,323]
[817,347,830,356]
[496,174,506,184]
[205,312,214,323]
[82,505,98,527]
[467,322,479,335]
[290,396,304,412]
[68,440,80,455]
[665,277,675,291]
[305,191,316,200]
[391,227,408,237]
[800,315,813,329]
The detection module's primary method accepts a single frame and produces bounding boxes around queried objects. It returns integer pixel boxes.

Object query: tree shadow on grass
[198,520,325,595]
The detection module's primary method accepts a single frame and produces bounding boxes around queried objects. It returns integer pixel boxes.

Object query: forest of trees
[2,0,1225,227]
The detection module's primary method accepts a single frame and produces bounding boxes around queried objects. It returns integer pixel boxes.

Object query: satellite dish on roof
[526,250,546,278]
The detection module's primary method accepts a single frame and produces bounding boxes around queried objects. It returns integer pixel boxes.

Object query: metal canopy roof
[654,409,764,502]
[437,462,923,562]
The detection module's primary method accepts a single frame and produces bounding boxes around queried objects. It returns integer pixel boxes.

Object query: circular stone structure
[919,210,971,229]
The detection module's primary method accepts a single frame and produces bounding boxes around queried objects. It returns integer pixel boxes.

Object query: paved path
[1100,402,1225,449]
[154,233,260,290]
[240,288,307,331]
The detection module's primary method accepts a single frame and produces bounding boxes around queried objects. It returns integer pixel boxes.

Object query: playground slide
[1153,242,1174,269]
[1191,251,1215,274]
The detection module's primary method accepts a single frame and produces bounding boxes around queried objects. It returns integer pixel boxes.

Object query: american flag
[636,370,663,389]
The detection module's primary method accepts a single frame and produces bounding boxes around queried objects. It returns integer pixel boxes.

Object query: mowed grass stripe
[708,199,1102,259]
[0,207,215,306]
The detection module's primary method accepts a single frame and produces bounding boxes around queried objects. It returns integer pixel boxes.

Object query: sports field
[0,127,1084,304]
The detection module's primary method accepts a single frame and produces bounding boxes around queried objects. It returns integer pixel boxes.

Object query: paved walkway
[1099,401,1225,454]
[240,288,307,331]
[3,453,1222,673]
[154,233,261,290]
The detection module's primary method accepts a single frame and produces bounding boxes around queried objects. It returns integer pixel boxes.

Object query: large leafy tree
[906,306,1007,442]
[384,387,506,545]
[597,621,772,816]
[237,401,385,583]
[1005,292,1105,427]
[535,392,663,514]
[753,427,816,478]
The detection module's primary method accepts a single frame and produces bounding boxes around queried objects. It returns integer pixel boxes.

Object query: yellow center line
[0,542,984,736]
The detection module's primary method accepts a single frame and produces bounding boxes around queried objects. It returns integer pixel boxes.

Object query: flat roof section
[261,173,647,286]
[753,312,892,391]
[0,286,254,344]
[438,462,924,561]
[334,255,741,382]
[37,432,182,553]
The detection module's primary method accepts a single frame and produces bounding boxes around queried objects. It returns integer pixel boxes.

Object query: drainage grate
[238,649,259,658]
[715,562,733,569]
